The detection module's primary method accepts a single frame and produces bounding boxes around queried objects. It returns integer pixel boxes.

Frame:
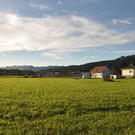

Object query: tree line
[1,55,135,76]
[0,69,36,76]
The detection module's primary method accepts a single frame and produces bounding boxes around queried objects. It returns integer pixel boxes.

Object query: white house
[121,65,135,78]
[82,72,90,79]
[90,66,111,78]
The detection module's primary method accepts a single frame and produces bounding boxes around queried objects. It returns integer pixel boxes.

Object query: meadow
[0,77,135,135]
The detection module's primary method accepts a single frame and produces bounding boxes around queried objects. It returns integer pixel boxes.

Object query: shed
[110,75,117,79]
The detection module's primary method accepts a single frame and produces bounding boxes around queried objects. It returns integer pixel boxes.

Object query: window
[129,70,132,73]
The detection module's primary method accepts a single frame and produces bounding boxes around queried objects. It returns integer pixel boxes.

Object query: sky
[0,0,135,67]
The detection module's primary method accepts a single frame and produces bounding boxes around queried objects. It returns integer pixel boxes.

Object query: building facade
[90,66,111,78]
[121,65,135,78]
[82,72,90,79]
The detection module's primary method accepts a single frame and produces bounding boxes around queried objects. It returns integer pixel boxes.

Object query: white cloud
[90,56,96,58]
[81,0,100,2]
[84,56,96,59]
[58,1,62,5]
[71,0,100,4]
[113,50,135,54]
[30,4,51,10]
[0,13,135,59]
[42,52,63,59]
[84,56,88,59]
[112,19,132,25]
[42,49,84,59]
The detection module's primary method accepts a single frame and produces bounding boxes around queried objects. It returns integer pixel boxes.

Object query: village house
[90,66,111,78]
[60,72,70,77]
[82,72,90,79]
[121,65,135,78]
[45,70,55,77]
[45,70,71,77]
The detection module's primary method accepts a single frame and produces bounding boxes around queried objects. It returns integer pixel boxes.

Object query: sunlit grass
[0,78,135,134]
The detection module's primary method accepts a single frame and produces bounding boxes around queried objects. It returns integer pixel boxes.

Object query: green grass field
[0,78,135,135]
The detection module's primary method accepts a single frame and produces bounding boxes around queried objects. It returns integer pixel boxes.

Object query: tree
[112,62,127,75]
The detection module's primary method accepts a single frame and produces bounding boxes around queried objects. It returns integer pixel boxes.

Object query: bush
[30,75,38,78]
[74,77,80,79]
[103,78,114,82]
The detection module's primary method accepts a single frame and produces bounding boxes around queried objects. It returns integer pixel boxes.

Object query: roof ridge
[90,66,108,73]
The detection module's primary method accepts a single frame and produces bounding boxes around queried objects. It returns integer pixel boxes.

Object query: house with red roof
[90,66,111,78]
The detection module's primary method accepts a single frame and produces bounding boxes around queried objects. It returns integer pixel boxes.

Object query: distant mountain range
[0,65,62,72]
[1,55,135,72]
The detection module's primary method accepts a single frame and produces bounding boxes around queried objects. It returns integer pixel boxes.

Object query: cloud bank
[0,13,135,58]
[112,19,132,25]
[30,4,51,10]
[113,50,135,54]
[42,48,84,59]
[71,0,101,4]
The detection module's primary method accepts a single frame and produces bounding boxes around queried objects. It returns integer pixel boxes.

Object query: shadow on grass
[74,105,135,116]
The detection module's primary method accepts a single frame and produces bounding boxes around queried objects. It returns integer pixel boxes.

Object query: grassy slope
[0,78,135,135]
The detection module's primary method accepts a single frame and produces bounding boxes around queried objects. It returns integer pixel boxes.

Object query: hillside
[0,55,135,72]
[40,55,135,72]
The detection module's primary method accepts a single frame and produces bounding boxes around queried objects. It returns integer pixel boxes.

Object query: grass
[0,77,135,134]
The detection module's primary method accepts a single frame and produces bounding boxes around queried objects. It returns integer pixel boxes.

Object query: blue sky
[0,0,135,66]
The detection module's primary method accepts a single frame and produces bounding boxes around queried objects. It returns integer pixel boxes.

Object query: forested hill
[40,55,135,72]
[1,55,135,72]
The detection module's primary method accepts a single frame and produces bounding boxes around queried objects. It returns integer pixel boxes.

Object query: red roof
[90,66,107,73]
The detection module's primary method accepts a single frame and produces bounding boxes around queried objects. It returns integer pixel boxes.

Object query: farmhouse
[90,66,111,78]
[121,65,135,78]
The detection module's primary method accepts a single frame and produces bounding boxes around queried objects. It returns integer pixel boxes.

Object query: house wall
[91,67,111,78]
[91,73,103,78]
[110,75,117,79]
[60,72,70,77]
[82,72,90,78]
[122,69,135,77]
[102,68,111,78]
[46,71,55,77]
[82,72,90,76]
